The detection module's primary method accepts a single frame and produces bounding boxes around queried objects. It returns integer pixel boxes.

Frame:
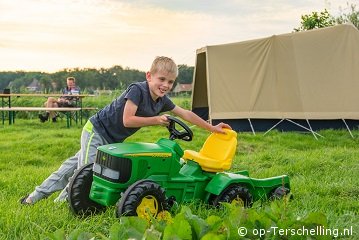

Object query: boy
[21,56,231,205]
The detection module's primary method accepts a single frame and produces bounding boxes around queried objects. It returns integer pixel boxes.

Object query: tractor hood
[97,138,183,158]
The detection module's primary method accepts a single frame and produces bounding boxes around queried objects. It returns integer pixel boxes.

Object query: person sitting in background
[39,77,80,122]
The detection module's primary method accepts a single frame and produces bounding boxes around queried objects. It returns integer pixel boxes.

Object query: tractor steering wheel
[167,116,193,141]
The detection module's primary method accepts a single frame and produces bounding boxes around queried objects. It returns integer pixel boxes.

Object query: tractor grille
[94,151,132,183]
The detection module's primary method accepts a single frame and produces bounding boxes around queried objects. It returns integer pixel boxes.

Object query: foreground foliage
[45,199,352,240]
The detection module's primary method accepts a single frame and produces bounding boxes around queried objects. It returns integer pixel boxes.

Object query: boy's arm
[123,99,169,128]
[171,106,231,134]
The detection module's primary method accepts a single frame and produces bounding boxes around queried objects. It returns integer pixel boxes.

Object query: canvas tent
[191,24,359,136]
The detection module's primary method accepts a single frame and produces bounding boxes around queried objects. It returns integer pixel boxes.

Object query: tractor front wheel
[211,184,253,207]
[116,180,166,221]
[67,163,106,216]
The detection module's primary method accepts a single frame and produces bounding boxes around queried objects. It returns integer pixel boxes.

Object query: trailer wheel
[270,186,291,200]
[116,180,166,220]
[67,163,105,216]
[211,185,253,207]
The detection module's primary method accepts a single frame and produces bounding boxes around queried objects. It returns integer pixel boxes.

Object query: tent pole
[263,119,284,136]
[342,119,354,138]
[305,119,318,140]
[248,118,255,135]
[286,119,323,138]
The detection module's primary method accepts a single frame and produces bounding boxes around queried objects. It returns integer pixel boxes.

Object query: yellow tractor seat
[183,129,237,172]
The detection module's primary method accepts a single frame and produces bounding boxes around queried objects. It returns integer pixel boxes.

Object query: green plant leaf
[75,232,96,240]
[108,222,122,240]
[205,215,229,236]
[109,217,147,240]
[182,207,209,238]
[67,229,96,240]
[143,225,162,240]
[206,215,222,228]
[302,212,328,227]
[45,228,66,240]
[163,212,192,240]
[248,208,272,230]
[201,232,227,240]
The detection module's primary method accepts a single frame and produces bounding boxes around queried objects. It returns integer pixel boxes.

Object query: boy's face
[67,80,75,88]
[146,70,176,100]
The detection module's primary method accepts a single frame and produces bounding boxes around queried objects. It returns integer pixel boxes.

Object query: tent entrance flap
[192,51,208,109]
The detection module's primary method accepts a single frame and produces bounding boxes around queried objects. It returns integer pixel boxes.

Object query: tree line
[0,64,194,93]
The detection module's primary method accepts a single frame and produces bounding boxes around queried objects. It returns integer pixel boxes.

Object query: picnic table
[0,93,97,127]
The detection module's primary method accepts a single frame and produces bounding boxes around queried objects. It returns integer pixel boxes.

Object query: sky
[0,0,358,72]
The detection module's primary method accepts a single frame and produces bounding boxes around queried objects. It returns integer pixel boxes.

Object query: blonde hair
[67,77,75,82]
[150,56,178,77]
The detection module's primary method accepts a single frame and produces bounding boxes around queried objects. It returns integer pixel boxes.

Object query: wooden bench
[0,107,81,128]
[67,107,98,124]
[81,107,98,111]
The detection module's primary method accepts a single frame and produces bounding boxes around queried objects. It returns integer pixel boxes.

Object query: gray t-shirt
[90,81,176,143]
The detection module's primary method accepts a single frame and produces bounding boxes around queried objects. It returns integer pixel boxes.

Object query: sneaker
[38,114,46,123]
[38,113,49,123]
[20,195,33,205]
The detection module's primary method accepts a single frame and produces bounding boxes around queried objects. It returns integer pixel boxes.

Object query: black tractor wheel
[211,185,253,208]
[270,186,291,200]
[116,179,166,220]
[67,163,106,216]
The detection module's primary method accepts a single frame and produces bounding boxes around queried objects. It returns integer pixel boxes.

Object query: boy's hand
[157,115,170,126]
[211,122,232,134]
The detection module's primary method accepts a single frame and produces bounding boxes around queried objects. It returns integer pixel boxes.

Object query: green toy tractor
[67,116,290,218]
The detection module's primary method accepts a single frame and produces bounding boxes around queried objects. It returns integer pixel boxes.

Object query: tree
[9,72,42,92]
[294,9,335,32]
[177,65,194,84]
[0,71,26,90]
[37,74,52,92]
[336,3,359,29]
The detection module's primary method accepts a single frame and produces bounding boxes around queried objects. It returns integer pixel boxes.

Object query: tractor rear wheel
[67,163,106,216]
[211,185,253,207]
[116,179,166,220]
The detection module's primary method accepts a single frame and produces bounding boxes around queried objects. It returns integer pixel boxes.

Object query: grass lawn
[0,118,358,239]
